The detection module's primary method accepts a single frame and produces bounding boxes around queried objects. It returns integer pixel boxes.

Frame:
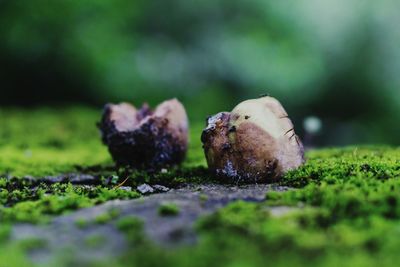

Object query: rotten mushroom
[98,99,189,170]
[201,96,305,182]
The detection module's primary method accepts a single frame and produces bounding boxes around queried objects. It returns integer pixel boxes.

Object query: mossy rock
[1,107,400,267]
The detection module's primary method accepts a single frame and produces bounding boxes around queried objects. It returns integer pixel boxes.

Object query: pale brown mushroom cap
[202,96,304,182]
[106,103,138,132]
[154,99,189,143]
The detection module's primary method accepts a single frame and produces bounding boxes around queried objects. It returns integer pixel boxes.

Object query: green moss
[2,107,400,266]
[0,183,139,224]
[0,243,33,267]
[0,107,207,178]
[199,193,208,203]
[116,216,143,232]
[158,203,180,216]
[85,234,107,248]
[184,123,207,168]
[18,238,47,251]
[0,224,11,241]
[111,146,400,267]
[75,217,89,229]
[0,107,112,177]
[115,216,145,244]
[94,208,120,224]
[0,224,32,267]
[282,146,400,188]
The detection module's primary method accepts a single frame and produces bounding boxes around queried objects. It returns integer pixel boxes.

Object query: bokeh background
[1,0,399,146]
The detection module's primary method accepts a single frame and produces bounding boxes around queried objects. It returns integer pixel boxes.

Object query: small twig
[113,176,130,190]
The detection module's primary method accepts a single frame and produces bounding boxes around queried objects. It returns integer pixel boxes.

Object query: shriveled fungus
[201,96,304,182]
[98,99,189,170]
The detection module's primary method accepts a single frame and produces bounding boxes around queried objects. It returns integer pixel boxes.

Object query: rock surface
[12,183,292,264]
[137,183,155,194]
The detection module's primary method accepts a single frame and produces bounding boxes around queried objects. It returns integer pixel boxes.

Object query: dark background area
[1,0,399,146]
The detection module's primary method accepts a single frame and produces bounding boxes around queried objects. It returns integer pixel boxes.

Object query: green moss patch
[0,107,111,177]
[113,146,400,267]
[0,107,207,225]
[158,203,180,216]
[0,107,207,178]
[1,107,400,267]
[0,183,140,224]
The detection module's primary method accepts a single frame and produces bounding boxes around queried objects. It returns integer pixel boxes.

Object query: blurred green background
[1,0,399,146]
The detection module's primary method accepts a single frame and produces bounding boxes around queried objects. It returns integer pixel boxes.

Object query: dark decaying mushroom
[201,96,305,183]
[98,99,189,170]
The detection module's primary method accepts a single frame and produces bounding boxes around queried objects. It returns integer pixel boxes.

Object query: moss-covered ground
[1,107,400,267]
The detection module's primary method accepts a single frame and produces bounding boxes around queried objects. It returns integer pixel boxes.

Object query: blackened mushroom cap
[98,98,189,170]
